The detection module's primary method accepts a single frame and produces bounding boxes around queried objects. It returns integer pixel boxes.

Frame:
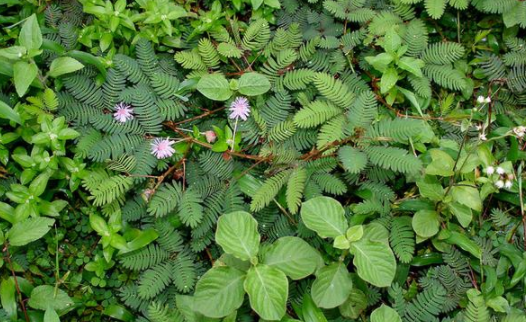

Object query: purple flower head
[229,97,251,121]
[114,102,134,123]
[151,138,176,159]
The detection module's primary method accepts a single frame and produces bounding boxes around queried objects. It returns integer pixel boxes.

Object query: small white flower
[513,126,526,138]
[496,167,505,175]
[485,97,491,103]
[151,138,176,159]
[477,96,485,104]
[485,166,495,175]
[475,124,482,131]
[495,180,504,188]
[479,133,487,141]
[504,180,513,189]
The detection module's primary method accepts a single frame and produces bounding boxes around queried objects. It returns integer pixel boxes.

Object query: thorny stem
[3,243,30,322]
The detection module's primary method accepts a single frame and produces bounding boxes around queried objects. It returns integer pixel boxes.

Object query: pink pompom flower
[229,97,251,121]
[113,102,134,123]
[151,138,176,159]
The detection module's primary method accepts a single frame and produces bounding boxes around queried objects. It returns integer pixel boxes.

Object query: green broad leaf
[451,184,482,212]
[251,0,264,10]
[238,72,271,96]
[416,180,444,202]
[397,57,424,77]
[264,0,281,9]
[194,267,246,318]
[13,61,38,97]
[425,149,455,176]
[365,53,393,73]
[486,296,509,313]
[370,305,402,322]
[0,278,17,319]
[19,14,42,50]
[0,100,22,124]
[217,42,243,58]
[0,46,26,60]
[90,214,110,237]
[350,231,397,287]
[380,67,398,94]
[382,29,401,53]
[119,228,159,254]
[338,288,367,319]
[44,308,60,322]
[346,225,364,242]
[29,171,51,197]
[333,235,351,250]
[398,87,424,117]
[302,293,328,322]
[365,53,394,73]
[197,73,232,101]
[311,263,353,308]
[412,210,440,238]
[216,211,260,261]
[244,264,288,320]
[48,57,84,78]
[263,236,322,280]
[28,285,73,311]
[448,202,472,228]
[300,196,347,239]
[102,304,134,321]
[7,217,55,246]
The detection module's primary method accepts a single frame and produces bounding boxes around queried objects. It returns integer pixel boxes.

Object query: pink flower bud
[205,130,217,143]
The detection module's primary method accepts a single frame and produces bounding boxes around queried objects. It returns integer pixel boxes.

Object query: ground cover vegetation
[1,0,526,321]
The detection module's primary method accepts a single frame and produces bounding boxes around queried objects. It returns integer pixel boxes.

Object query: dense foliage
[1,0,526,321]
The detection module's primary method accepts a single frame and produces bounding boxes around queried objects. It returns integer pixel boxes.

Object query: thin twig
[170,107,226,126]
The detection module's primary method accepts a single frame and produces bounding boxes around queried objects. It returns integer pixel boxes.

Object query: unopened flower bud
[204,130,217,143]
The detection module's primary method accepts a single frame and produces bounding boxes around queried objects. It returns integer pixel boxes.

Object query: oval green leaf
[311,263,353,308]
[194,267,246,318]
[216,211,260,261]
[197,73,233,101]
[244,264,288,320]
[300,196,347,238]
[238,72,271,96]
[263,236,322,280]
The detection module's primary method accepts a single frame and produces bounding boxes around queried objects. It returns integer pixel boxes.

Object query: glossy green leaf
[238,72,271,96]
[216,211,260,261]
[13,61,38,97]
[28,285,73,311]
[263,236,322,280]
[370,304,402,322]
[0,100,22,124]
[380,67,398,93]
[49,57,84,78]
[194,267,246,318]
[311,263,353,308]
[44,308,60,322]
[19,14,42,50]
[350,227,397,287]
[412,210,440,238]
[244,264,288,320]
[300,196,347,239]
[197,73,232,101]
[7,217,55,246]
